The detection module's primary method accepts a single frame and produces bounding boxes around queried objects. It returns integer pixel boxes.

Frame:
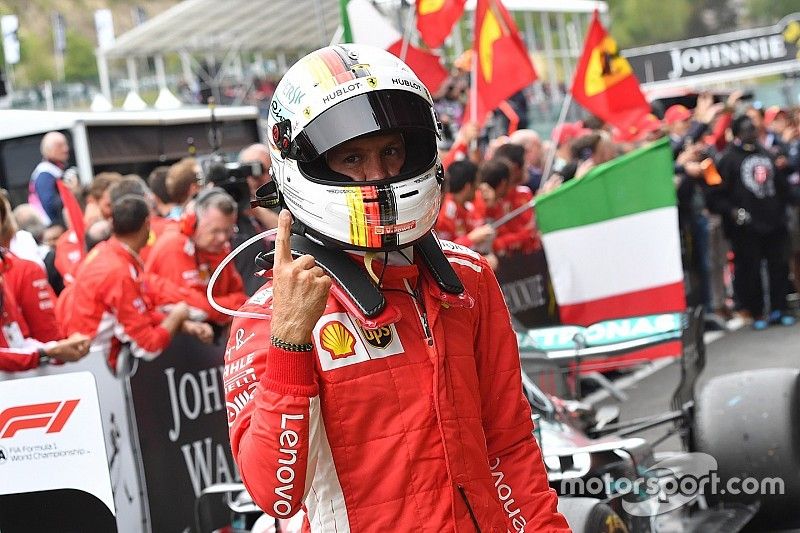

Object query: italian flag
[339,0,448,93]
[536,138,686,328]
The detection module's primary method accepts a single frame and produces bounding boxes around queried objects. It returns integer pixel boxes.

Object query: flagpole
[489,196,536,230]
[541,92,573,181]
[399,3,416,62]
[489,85,572,231]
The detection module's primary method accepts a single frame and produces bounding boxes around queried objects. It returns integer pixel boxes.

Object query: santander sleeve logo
[0,399,80,439]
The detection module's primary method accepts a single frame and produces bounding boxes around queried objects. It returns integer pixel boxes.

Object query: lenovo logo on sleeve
[0,400,80,439]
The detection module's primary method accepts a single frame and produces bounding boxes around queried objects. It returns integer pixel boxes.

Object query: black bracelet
[271,335,313,352]
[38,348,51,366]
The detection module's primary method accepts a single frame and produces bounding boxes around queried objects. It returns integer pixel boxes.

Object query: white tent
[97,0,608,102]
[101,0,339,58]
[96,0,340,101]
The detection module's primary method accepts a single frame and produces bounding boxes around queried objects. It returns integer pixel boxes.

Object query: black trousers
[730,228,790,317]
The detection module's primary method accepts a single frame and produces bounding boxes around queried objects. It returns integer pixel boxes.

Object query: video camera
[201,155,264,210]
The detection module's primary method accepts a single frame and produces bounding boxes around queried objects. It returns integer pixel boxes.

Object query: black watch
[38,348,51,366]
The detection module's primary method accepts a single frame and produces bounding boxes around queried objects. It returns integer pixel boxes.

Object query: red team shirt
[481,186,540,255]
[434,193,486,248]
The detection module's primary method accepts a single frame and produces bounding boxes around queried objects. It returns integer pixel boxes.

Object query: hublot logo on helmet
[391,78,422,91]
[360,325,393,348]
[322,81,362,104]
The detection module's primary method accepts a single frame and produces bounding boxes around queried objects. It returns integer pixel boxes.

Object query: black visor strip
[293,90,436,163]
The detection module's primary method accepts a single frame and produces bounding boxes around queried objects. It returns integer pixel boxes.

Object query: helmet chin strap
[363,252,381,285]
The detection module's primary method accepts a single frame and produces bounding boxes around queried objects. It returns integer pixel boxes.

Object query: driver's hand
[269,210,332,345]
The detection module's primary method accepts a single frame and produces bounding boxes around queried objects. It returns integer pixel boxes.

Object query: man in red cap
[550,122,591,175]
[664,104,694,153]
[634,113,665,143]
[665,94,723,157]
[762,105,791,165]
[764,106,788,134]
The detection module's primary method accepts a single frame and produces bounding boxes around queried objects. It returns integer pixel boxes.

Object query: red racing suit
[0,272,47,372]
[145,230,246,324]
[225,241,568,532]
[54,229,83,285]
[59,237,172,371]
[3,252,61,342]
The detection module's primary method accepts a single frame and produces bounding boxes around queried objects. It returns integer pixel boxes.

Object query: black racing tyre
[556,497,629,533]
[693,368,800,521]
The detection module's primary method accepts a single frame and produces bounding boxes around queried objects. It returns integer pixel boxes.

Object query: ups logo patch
[359,325,393,348]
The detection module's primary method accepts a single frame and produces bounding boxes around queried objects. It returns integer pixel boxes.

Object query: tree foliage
[64,30,97,82]
[609,0,694,48]
[744,0,798,26]
[17,30,53,84]
[686,0,739,38]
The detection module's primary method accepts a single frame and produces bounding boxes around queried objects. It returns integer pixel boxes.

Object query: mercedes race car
[527,307,798,533]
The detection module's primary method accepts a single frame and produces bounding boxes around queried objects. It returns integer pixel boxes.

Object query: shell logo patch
[359,325,393,349]
[314,312,405,370]
[319,321,357,359]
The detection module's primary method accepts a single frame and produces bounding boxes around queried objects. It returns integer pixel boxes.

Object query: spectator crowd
[432,82,800,331]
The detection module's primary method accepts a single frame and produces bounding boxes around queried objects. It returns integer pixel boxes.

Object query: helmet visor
[293,90,436,163]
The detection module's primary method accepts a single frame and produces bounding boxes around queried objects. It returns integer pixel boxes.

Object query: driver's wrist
[271,324,313,346]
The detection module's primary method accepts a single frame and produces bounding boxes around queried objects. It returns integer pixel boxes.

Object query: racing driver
[224,44,568,532]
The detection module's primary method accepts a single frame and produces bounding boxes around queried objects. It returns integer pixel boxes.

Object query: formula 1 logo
[0,400,80,439]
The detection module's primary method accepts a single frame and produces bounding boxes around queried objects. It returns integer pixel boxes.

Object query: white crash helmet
[267,44,443,251]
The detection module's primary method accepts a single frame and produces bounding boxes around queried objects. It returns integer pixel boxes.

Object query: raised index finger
[274,209,293,267]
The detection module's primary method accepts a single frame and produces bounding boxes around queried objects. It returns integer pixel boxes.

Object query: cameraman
[238,144,279,232]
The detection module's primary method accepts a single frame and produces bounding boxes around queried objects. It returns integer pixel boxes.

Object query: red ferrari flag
[570,11,650,130]
[416,0,466,49]
[55,180,86,257]
[341,0,448,93]
[469,0,537,126]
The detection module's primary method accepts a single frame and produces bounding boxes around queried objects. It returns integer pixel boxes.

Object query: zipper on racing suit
[405,279,481,532]
[457,485,482,532]
[403,279,433,345]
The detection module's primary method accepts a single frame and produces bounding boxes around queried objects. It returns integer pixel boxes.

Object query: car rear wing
[516,311,684,361]
[516,308,705,403]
